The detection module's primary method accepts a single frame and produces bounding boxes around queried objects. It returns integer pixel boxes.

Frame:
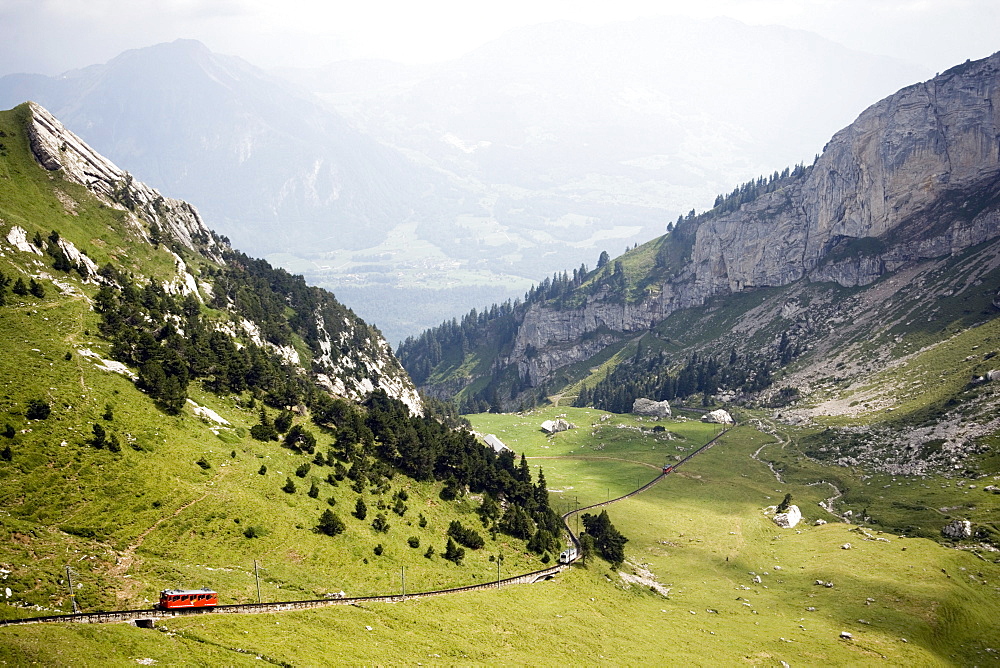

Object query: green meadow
[6,406,996,665]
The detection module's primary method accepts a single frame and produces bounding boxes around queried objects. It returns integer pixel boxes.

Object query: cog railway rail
[0,426,730,628]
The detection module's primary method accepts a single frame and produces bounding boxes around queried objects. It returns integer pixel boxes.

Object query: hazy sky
[0,0,996,76]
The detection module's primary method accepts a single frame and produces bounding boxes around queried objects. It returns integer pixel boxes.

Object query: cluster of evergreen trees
[396,262,602,388]
[209,249,380,360]
[707,162,812,217]
[581,510,628,567]
[578,349,777,413]
[396,299,522,386]
[94,263,309,414]
[251,387,564,562]
[360,390,561,545]
[0,269,47,306]
[91,242,400,415]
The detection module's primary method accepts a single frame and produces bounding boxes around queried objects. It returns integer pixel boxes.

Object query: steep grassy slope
[0,104,550,627]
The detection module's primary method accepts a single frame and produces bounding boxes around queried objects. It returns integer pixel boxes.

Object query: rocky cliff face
[510,53,1000,388]
[21,102,422,415]
[27,102,224,261]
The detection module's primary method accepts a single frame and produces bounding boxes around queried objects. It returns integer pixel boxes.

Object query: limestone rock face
[633,398,672,418]
[26,102,224,262]
[941,519,972,539]
[502,54,1000,390]
[773,505,802,528]
[21,102,422,416]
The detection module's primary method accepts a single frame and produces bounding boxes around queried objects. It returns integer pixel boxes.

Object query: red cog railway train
[156,588,218,610]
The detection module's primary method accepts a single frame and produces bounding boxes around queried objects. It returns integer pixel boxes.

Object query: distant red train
[662,465,674,474]
[157,588,218,610]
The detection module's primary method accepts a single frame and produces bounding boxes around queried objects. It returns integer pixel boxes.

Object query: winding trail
[750,415,847,521]
[110,488,215,578]
[1,425,730,628]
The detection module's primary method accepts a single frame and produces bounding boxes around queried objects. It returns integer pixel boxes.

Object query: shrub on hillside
[447,520,484,550]
[317,509,345,537]
[25,399,51,420]
[444,537,465,564]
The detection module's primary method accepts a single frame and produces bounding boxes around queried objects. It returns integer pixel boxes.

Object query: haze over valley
[0,18,927,343]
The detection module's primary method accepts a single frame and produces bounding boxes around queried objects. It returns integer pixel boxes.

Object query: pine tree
[28,278,45,298]
[444,537,465,564]
[354,497,368,520]
[317,509,345,536]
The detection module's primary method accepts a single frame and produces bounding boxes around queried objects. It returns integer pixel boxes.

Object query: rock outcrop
[541,418,575,434]
[702,409,734,425]
[633,398,672,418]
[503,53,1000,390]
[941,519,973,539]
[773,505,802,528]
[26,102,224,262]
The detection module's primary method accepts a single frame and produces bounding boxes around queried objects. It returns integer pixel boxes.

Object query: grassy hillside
[4,407,998,665]
[0,103,550,628]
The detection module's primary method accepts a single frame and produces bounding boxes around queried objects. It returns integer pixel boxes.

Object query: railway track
[0,426,730,628]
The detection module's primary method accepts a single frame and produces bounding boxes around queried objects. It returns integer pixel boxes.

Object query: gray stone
[702,409,735,425]
[773,505,801,528]
[941,519,972,539]
[632,398,671,418]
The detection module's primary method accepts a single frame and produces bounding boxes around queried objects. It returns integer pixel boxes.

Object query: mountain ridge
[510,51,1000,385]
[400,51,1000,476]
[13,100,421,413]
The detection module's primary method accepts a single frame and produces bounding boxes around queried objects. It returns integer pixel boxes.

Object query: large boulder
[540,418,575,434]
[632,398,672,418]
[941,519,972,539]
[702,409,734,424]
[773,504,802,528]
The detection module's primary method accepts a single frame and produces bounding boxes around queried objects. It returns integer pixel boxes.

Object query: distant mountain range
[0,21,926,343]
[0,39,439,255]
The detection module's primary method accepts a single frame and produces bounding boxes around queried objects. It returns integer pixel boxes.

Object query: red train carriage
[662,465,674,474]
[157,588,218,610]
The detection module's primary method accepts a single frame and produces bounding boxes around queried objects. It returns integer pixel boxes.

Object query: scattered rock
[701,409,734,425]
[840,631,853,640]
[632,398,671,418]
[841,543,852,550]
[773,505,802,528]
[942,519,972,539]
[540,418,575,434]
